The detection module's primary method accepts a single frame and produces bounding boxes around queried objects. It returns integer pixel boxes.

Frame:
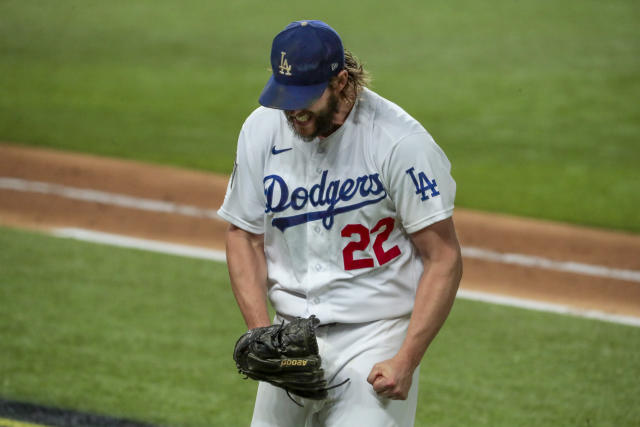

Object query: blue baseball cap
[258,20,345,111]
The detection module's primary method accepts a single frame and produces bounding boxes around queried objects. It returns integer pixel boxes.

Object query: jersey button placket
[306,143,329,318]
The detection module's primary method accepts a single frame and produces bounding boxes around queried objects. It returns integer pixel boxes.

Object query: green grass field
[1,0,639,232]
[1,226,639,426]
[1,2,639,426]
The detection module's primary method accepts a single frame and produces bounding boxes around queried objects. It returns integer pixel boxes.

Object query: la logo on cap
[279,51,292,76]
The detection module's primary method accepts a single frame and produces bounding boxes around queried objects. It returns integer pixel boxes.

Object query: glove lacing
[252,320,352,407]
[279,319,351,406]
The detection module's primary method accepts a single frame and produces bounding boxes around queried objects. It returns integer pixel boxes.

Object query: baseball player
[218,20,463,426]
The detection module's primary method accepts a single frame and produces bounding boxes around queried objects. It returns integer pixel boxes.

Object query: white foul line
[462,246,640,283]
[3,176,640,283]
[457,290,640,328]
[51,227,227,263]
[51,227,640,328]
[0,177,221,220]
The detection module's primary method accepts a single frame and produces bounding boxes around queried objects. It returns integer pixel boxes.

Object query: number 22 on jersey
[341,217,401,270]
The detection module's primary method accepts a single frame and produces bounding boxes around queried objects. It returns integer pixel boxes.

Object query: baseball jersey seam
[378,130,429,170]
[378,130,431,204]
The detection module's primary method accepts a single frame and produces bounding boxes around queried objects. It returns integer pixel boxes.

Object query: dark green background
[1,0,638,231]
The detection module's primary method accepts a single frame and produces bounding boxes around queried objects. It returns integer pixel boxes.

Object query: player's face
[285,87,340,142]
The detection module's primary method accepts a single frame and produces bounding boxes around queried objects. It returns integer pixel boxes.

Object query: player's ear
[331,70,349,93]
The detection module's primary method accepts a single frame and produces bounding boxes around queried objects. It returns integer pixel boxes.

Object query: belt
[275,312,337,328]
[317,322,337,328]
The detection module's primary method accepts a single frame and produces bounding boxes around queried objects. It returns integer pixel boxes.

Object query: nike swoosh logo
[271,146,293,155]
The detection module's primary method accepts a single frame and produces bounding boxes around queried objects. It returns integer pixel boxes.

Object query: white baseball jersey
[218,88,456,324]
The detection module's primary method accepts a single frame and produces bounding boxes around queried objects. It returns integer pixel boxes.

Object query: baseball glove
[233,315,341,402]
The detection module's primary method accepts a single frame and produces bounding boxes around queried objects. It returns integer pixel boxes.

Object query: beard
[285,92,340,142]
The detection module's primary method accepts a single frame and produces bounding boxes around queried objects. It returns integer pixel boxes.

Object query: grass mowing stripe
[0,418,51,427]
[0,226,253,427]
[2,226,639,426]
[0,399,159,427]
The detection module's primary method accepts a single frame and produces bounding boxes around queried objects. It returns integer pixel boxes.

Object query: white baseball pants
[250,315,419,427]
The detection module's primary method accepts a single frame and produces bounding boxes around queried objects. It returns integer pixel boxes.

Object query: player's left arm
[367,217,462,399]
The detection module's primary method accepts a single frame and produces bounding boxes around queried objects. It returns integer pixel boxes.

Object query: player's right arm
[225,224,271,329]
[218,108,276,329]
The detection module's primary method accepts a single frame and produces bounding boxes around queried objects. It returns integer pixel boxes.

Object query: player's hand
[366,356,414,400]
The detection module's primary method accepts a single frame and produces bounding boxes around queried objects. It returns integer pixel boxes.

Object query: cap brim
[258,75,328,110]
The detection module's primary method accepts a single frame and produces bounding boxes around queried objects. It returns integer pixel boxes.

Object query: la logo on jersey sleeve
[405,167,440,201]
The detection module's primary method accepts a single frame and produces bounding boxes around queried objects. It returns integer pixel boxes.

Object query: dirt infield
[1,143,639,317]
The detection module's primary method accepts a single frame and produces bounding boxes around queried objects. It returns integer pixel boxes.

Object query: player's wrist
[242,310,272,330]
[246,318,272,330]
[393,347,422,372]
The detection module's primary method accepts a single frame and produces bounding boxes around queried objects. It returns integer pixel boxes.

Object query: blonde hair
[331,49,371,104]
